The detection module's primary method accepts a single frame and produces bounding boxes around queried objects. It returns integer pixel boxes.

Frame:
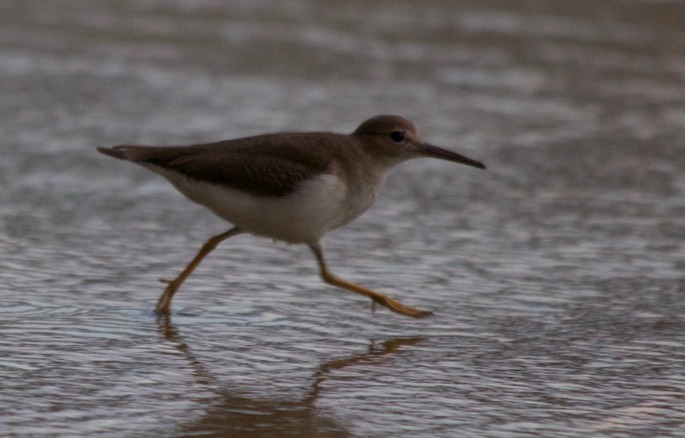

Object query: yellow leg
[156,227,243,314]
[308,243,432,319]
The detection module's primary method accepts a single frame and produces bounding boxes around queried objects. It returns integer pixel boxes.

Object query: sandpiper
[98,115,485,318]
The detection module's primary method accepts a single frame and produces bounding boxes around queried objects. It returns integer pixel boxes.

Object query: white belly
[152,167,365,243]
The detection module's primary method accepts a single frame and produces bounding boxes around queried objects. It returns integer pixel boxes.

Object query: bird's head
[352,115,486,170]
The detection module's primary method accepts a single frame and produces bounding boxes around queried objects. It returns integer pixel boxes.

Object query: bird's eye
[390,131,405,143]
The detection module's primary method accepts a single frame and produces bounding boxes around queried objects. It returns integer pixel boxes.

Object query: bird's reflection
[156,315,425,437]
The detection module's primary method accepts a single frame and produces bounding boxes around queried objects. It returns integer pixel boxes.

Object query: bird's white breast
[150,165,364,244]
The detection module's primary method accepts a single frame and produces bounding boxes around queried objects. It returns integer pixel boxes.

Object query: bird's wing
[102,134,337,197]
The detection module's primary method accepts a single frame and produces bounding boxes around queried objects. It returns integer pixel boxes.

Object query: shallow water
[1,1,685,436]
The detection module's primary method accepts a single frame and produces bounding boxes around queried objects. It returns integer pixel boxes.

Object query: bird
[97,115,485,318]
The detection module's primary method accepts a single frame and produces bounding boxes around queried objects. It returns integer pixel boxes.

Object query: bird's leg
[308,243,432,319]
[156,227,243,314]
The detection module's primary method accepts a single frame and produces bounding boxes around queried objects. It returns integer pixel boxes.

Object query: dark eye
[390,131,405,142]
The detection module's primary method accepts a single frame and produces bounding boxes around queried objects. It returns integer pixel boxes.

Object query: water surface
[1,1,685,436]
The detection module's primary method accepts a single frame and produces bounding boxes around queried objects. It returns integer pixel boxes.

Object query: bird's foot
[373,295,432,319]
[155,279,181,314]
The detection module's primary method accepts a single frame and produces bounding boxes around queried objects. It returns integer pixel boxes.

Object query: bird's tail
[97,145,180,163]
[97,145,140,161]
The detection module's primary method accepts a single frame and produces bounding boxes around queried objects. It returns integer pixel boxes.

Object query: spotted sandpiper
[98,115,485,318]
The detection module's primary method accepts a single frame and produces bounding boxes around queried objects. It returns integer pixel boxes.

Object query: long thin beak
[418,143,486,169]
